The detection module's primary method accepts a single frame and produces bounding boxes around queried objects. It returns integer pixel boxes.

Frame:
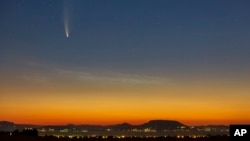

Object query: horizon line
[0,120,232,126]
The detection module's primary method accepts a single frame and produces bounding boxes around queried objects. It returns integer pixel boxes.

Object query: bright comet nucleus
[65,25,69,38]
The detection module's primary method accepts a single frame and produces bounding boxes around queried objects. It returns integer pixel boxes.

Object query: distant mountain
[40,120,187,131]
[139,120,187,130]
[106,123,133,130]
[0,121,15,131]
[0,120,187,131]
[0,121,41,131]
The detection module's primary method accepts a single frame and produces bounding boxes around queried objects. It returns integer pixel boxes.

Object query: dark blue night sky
[1,0,250,73]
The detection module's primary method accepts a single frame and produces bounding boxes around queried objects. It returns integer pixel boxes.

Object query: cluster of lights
[176,135,207,139]
[189,135,207,138]
[176,135,184,138]
[49,134,215,139]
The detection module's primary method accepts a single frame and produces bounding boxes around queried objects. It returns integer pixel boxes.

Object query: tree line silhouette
[0,128,38,136]
[0,129,229,141]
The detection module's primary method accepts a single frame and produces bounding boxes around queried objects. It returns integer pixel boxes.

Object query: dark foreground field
[0,136,229,141]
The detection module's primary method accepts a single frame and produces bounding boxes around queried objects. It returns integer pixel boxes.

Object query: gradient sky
[1,0,250,126]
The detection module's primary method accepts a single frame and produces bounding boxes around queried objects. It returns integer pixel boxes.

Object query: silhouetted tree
[12,129,20,136]
[0,131,11,136]
[22,128,38,136]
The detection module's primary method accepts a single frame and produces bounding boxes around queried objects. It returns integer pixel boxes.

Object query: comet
[63,0,70,38]
[65,21,69,38]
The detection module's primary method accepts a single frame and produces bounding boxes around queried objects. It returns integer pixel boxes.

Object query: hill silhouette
[0,120,187,131]
[139,120,186,130]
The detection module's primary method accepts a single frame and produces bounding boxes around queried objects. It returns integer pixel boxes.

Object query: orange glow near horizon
[1,69,250,126]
